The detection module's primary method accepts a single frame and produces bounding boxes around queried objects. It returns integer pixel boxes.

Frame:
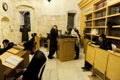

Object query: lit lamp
[48,0,51,2]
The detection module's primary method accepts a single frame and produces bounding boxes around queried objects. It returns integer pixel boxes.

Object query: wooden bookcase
[79,0,120,48]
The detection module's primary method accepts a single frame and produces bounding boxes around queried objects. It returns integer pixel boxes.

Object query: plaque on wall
[2,2,8,11]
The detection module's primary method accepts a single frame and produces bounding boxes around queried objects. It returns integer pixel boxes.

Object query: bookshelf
[79,0,120,48]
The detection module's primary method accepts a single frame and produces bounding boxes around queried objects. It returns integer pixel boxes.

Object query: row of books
[86,22,92,26]
[96,10,106,18]
[109,28,120,37]
[96,1,107,10]
[84,28,91,33]
[109,6,120,15]
[86,15,92,20]
[95,19,105,26]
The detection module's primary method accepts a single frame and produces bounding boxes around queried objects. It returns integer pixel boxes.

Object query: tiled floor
[40,47,92,80]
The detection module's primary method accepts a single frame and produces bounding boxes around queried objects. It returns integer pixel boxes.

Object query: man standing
[20,25,30,42]
[74,28,81,59]
[48,25,58,59]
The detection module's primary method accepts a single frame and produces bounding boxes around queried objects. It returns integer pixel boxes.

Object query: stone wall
[0,0,80,45]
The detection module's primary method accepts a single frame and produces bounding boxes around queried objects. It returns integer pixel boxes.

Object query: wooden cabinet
[106,52,120,80]
[85,44,120,80]
[85,45,96,65]
[57,38,76,62]
[94,48,109,74]
[79,0,120,48]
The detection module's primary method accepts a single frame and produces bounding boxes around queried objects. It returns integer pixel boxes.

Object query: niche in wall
[1,17,10,40]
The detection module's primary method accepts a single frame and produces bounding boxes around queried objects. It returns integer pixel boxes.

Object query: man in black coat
[0,39,15,55]
[94,34,112,50]
[14,40,47,80]
[48,25,58,59]
[81,34,112,71]
[20,25,30,42]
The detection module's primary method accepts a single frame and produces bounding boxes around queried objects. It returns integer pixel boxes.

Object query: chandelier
[48,0,51,2]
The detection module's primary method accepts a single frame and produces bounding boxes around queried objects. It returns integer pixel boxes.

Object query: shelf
[108,1,120,7]
[85,19,92,22]
[94,6,106,13]
[93,17,106,20]
[112,25,120,28]
[81,0,120,46]
[93,26,107,28]
[92,34,99,36]
[85,12,92,16]
[107,36,120,40]
[85,33,91,35]
[107,13,120,18]
[85,27,92,28]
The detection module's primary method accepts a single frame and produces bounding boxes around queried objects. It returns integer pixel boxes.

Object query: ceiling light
[48,0,51,2]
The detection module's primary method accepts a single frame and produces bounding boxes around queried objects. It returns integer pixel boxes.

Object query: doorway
[67,13,76,34]
[67,13,76,28]
[20,11,31,30]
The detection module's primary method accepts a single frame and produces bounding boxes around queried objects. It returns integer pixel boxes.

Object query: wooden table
[0,52,23,80]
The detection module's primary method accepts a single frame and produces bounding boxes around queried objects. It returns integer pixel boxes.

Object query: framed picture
[2,2,8,11]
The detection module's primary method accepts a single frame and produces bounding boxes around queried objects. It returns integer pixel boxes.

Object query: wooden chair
[16,63,46,80]
[38,63,46,80]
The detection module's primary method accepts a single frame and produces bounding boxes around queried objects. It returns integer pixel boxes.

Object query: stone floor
[40,47,93,80]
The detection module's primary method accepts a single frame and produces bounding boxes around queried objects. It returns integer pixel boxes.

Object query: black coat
[23,50,46,80]
[95,39,112,50]
[49,28,58,51]
[0,42,15,55]
[20,27,30,41]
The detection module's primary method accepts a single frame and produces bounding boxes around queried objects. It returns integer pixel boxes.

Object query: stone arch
[16,5,34,10]
[16,4,36,42]
[1,16,11,40]
[16,5,35,31]
[1,16,10,22]
[68,10,77,13]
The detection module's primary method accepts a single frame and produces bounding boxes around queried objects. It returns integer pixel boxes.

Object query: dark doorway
[67,13,75,34]
[20,11,31,30]
[67,13,75,29]
[19,11,31,42]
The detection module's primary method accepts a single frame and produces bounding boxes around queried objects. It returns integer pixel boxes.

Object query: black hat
[31,33,37,37]
[23,40,36,51]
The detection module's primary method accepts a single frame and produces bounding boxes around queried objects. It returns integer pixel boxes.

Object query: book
[7,48,20,54]
[5,56,22,66]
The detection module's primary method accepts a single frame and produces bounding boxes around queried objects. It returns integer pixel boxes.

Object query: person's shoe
[48,56,54,59]
[86,68,90,71]
[81,67,90,71]
[81,67,86,69]
[74,56,79,60]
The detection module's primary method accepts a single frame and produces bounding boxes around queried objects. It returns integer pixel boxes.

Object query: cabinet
[94,48,109,79]
[56,38,76,62]
[85,44,120,80]
[79,0,120,48]
[106,52,120,80]
[86,45,96,65]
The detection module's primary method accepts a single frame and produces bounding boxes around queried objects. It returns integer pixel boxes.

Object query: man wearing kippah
[14,40,47,80]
